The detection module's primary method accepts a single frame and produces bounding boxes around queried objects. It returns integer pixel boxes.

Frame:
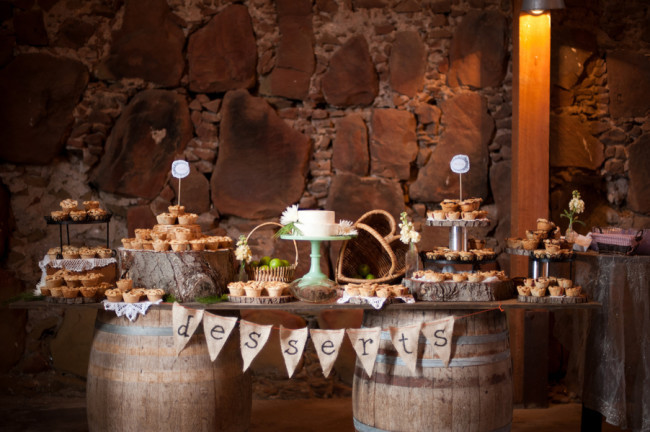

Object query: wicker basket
[336,210,410,284]
[591,227,643,255]
[245,222,298,282]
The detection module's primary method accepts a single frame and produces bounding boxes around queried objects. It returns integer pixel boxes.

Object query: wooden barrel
[87,309,251,432]
[353,309,512,432]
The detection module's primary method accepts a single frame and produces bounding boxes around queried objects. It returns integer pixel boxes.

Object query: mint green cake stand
[281,234,355,302]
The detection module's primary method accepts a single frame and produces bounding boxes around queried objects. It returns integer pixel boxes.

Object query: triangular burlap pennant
[172,302,204,356]
[202,312,238,362]
[310,329,345,378]
[346,327,382,377]
[239,320,273,372]
[279,326,308,378]
[389,323,422,374]
[421,316,455,367]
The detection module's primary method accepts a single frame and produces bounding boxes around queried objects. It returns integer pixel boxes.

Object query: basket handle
[245,222,299,266]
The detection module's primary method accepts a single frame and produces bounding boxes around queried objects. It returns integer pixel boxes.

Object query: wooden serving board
[426,218,491,228]
[46,296,100,304]
[404,278,515,302]
[227,295,295,304]
[346,296,405,306]
[517,294,587,304]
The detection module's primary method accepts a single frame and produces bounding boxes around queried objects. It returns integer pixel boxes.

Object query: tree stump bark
[118,249,235,302]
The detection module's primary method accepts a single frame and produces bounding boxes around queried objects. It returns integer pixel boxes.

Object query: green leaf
[163,293,178,303]
[195,294,229,304]
[3,291,44,306]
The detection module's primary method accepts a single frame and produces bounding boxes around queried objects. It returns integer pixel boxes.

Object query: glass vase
[404,242,420,279]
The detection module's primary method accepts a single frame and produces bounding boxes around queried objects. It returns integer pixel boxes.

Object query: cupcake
[105,289,123,302]
[51,210,69,221]
[122,291,141,303]
[227,282,246,297]
[134,229,152,240]
[432,210,446,220]
[146,289,165,302]
[170,240,189,252]
[130,239,143,250]
[80,287,98,298]
[96,248,113,259]
[266,284,286,298]
[69,210,87,222]
[116,279,133,292]
[63,274,82,287]
[452,273,467,282]
[460,200,475,212]
[81,273,102,287]
[150,231,167,241]
[87,208,108,221]
[60,199,78,213]
[358,284,376,297]
[62,287,79,298]
[566,286,582,297]
[174,227,193,241]
[141,240,154,250]
[177,213,198,225]
[548,286,564,297]
[244,285,264,298]
[531,286,546,297]
[345,285,360,296]
[462,211,477,221]
[521,239,539,251]
[557,278,573,289]
[440,199,459,212]
[83,200,100,210]
[45,275,64,289]
[189,239,206,251]
[517,285,532,296]
[536,218,555,231]
[446,211,461,221]
[50,287,63,298]
[168,205,185,217]
[375,287,391,298]
[152,240,170,252]
[156,213,176,225]
[79,247,96,259]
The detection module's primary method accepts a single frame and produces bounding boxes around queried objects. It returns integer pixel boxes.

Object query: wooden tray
[517,294,587,304]
[45,296,100,304]
[404,278,514,302]
[425,218,490,228]
[227,295,295,304]
[346,296,406,306]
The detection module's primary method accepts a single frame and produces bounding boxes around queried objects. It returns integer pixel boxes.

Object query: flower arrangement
[234,235,252,281]
[275,204,302,237]
[337,220,358,236]
[561,190,586,232]
[399,212,421,244]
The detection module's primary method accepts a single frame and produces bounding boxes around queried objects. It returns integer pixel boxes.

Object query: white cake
[295,210,337,237]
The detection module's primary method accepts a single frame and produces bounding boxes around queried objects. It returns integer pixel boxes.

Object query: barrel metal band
[353,417,511,432]
[376,349,510,368]
[379,330,509,345]
[95,320,205,336]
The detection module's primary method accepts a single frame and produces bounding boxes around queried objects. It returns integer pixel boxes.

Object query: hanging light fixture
[521,0,565,14]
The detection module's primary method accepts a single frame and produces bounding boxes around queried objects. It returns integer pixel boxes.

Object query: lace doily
[337,293,415,310]
[36,254,118,293]
[102,299,163,322]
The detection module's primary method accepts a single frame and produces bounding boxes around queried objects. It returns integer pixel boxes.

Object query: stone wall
[0,0,648,395]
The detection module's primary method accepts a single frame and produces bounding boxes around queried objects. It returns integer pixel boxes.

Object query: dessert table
[560,252,650,432]
[11,298,600,432]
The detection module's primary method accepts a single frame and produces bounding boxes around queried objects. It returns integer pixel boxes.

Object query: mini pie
[134,229,152,240]
[105,289,122,302]
[83,200,100,210]
[116,279,133,292]
[156,213,176,225]
[87,208,108,220]
[189,239,206,251]
[60,199,78,213]
[152,240,170,252]
[169,239,189,252]
[51,210,69,221]
[177,213,198,225]
[62,287,80,298]
[122,291,141,303]
[168,205,185,217]
[69,210,87,222]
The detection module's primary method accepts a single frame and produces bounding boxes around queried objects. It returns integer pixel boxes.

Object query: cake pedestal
[281,234,355,302]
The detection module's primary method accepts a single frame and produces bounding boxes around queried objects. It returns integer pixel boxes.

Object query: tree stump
[118,249,235,302]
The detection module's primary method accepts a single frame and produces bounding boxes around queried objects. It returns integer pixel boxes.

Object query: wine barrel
[87,309,251,432]
[353,309,512,432]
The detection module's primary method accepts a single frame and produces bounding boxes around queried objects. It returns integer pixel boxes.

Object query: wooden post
[511,0,551,407]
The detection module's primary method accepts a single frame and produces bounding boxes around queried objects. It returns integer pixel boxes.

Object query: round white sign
[450,155,470,174]
[171,160,190,179]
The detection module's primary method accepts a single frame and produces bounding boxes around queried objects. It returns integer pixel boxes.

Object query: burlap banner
[310,328,345,378]
[346,327,382,377]
[389,323,422,374]
[421,316,455,366]
[202,312,238,362]
[172,302,204,356]
[279,326,309,378]
[239,320,273,372]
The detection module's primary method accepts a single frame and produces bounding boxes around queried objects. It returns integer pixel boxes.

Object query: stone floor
[0,394,626,432]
